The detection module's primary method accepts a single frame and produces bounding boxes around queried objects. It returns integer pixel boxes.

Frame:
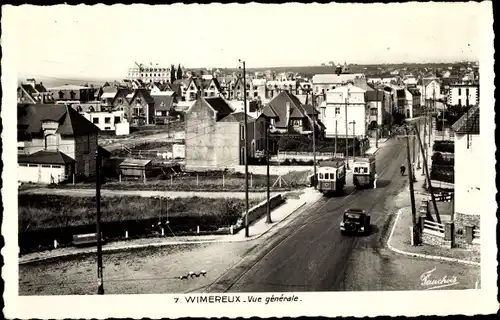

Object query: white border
[2,3,498,319]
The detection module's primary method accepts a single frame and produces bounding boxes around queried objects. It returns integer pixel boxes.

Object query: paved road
[206,137,479,292]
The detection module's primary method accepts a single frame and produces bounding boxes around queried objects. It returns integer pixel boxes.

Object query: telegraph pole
[349,120,356,161]
[240,59,250,238]
[266,120,271,223]
[403,126,418,245]
[95,149,104,295]
[311,90,317,189]
[345,96,349,164]
[334,120,338,157]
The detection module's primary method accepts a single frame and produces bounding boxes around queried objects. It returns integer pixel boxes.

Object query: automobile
[340,208,371,235]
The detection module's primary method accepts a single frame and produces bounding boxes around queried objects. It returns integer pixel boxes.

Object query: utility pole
[311,90,317,189]
[95,150,104,295]
[413,124,441,223]
[266,120,271,223]
[403,126,418,245]
[345,96,349,163]
[349,120,356,161]
[334,120,338,157]
[375,87,379,148]
[239,59,250,238]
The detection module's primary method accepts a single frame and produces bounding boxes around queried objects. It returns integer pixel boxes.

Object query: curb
[19,197,313,265]
[386,208,480,267]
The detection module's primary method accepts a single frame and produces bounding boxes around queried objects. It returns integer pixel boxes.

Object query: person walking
[374,172,378,189]
[400,164,406,176]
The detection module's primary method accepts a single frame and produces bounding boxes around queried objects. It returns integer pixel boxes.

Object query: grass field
[19,195,261,232]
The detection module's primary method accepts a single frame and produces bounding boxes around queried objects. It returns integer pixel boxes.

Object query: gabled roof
[129,88,155,104]
[152,95,174,111]
[204,97,233,121]
[18,150,75,165]
[35,84,48,93]
[17,103,100,137]
[219,112,255,123]
[301,104,320,115]
[452,104,479,134]
[263,91,307,128]
[111,88,132,105]
[407,88,421,96]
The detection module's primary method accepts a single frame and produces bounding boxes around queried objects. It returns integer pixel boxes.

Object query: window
[19,163,28,167]
[370,108,378,116]
[335,107,341,115]
[466,88,469,96]
[70,91,76,99]
[58,91,64,99]
[114,116,121,123]
[319,173,324,179]
[83,134,90,154]
[45,134,57,151]
[458,99,462,106]
[105,117,111,124]
[458,88,462,95]
[118,98,123,104]
[42,164,51,168]
[93,118,99,124]
[51,165,62,168]
[28,164,39,167]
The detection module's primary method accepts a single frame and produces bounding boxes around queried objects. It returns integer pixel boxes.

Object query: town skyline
[5,2,483,80]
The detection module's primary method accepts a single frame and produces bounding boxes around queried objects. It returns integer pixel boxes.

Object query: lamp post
[239,59,250,238]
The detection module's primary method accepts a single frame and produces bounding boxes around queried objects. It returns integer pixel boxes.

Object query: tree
[170,65,176,83]
[177,64,183,80]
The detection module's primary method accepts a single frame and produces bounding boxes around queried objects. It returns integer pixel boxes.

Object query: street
[207,137,479,292]
[19,137,479,295]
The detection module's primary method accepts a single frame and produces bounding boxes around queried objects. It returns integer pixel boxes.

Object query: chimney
[286,101,291,120]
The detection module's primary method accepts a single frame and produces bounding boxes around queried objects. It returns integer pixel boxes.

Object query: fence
[423,220,445,237]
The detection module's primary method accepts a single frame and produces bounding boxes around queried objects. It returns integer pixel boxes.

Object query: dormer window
[58,91,64,99]
[69,91,76,99]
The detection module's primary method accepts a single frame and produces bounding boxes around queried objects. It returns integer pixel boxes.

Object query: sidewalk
[19,187,322,265]
[387,173,480,266]
[365,137,389,155]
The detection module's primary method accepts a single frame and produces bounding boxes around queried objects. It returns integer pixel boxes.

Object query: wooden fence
[423,220,445,237]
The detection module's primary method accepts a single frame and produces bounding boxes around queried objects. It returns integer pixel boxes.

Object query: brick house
[128,89,155,125]
[111,88,132,121]
[17,103,100,183]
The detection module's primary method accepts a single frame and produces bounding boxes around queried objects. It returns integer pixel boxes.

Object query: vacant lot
[19,195,260,233]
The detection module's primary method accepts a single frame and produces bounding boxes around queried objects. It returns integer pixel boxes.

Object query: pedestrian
[374,172,378,189]
[400,164,406,176]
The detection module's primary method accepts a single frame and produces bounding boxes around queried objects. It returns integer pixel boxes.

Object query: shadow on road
[375,179,392,189]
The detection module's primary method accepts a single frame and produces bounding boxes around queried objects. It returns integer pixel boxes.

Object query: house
[100,86,118,107]
[195,78,223,98]
[111,88,132,121]
[312,73,366,96]
[447,83,479,106]
[260,90,319,135]
[152,93,177,124]
[365,88,385,129]
[83,110,127,132]
[48,84,96,102]
[17,79,54,104]
[185,96,246,170]
[418,78,441,105]
[232,76,254,100]
[174,78,196,101]
[128,89,155,125]
[404,87,422,119]
[265,80,297,99]
[17,103,100,183]
[319,84,367,139]
[452,104,480,229]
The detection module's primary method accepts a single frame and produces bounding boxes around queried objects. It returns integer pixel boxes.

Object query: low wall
[422,232,453,249]
[233,165,313,175]
[455,212,480,229]
[233,194,285,233]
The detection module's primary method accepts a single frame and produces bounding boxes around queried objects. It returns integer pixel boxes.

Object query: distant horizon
[17,60,478,85]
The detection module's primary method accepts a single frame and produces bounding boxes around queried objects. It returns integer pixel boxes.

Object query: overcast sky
[4,2,489,80]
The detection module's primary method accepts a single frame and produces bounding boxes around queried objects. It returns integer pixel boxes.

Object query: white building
[319,84,367,139]
[419,78,441,104]
[452,104,480,228]
[127,63,172,84]
[312,73,365,95]
[83,110,128,133]
[447,84,479,106]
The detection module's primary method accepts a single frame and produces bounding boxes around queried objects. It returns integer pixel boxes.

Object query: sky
[3,2,489,81]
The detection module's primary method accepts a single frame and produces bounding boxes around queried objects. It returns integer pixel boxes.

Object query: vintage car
[340,208,371,235]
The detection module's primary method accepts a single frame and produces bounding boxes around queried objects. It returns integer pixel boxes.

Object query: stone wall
[422,232,453,249]
[455,212,480,229]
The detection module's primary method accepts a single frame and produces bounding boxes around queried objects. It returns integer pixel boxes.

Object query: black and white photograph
[1,2,497,319]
